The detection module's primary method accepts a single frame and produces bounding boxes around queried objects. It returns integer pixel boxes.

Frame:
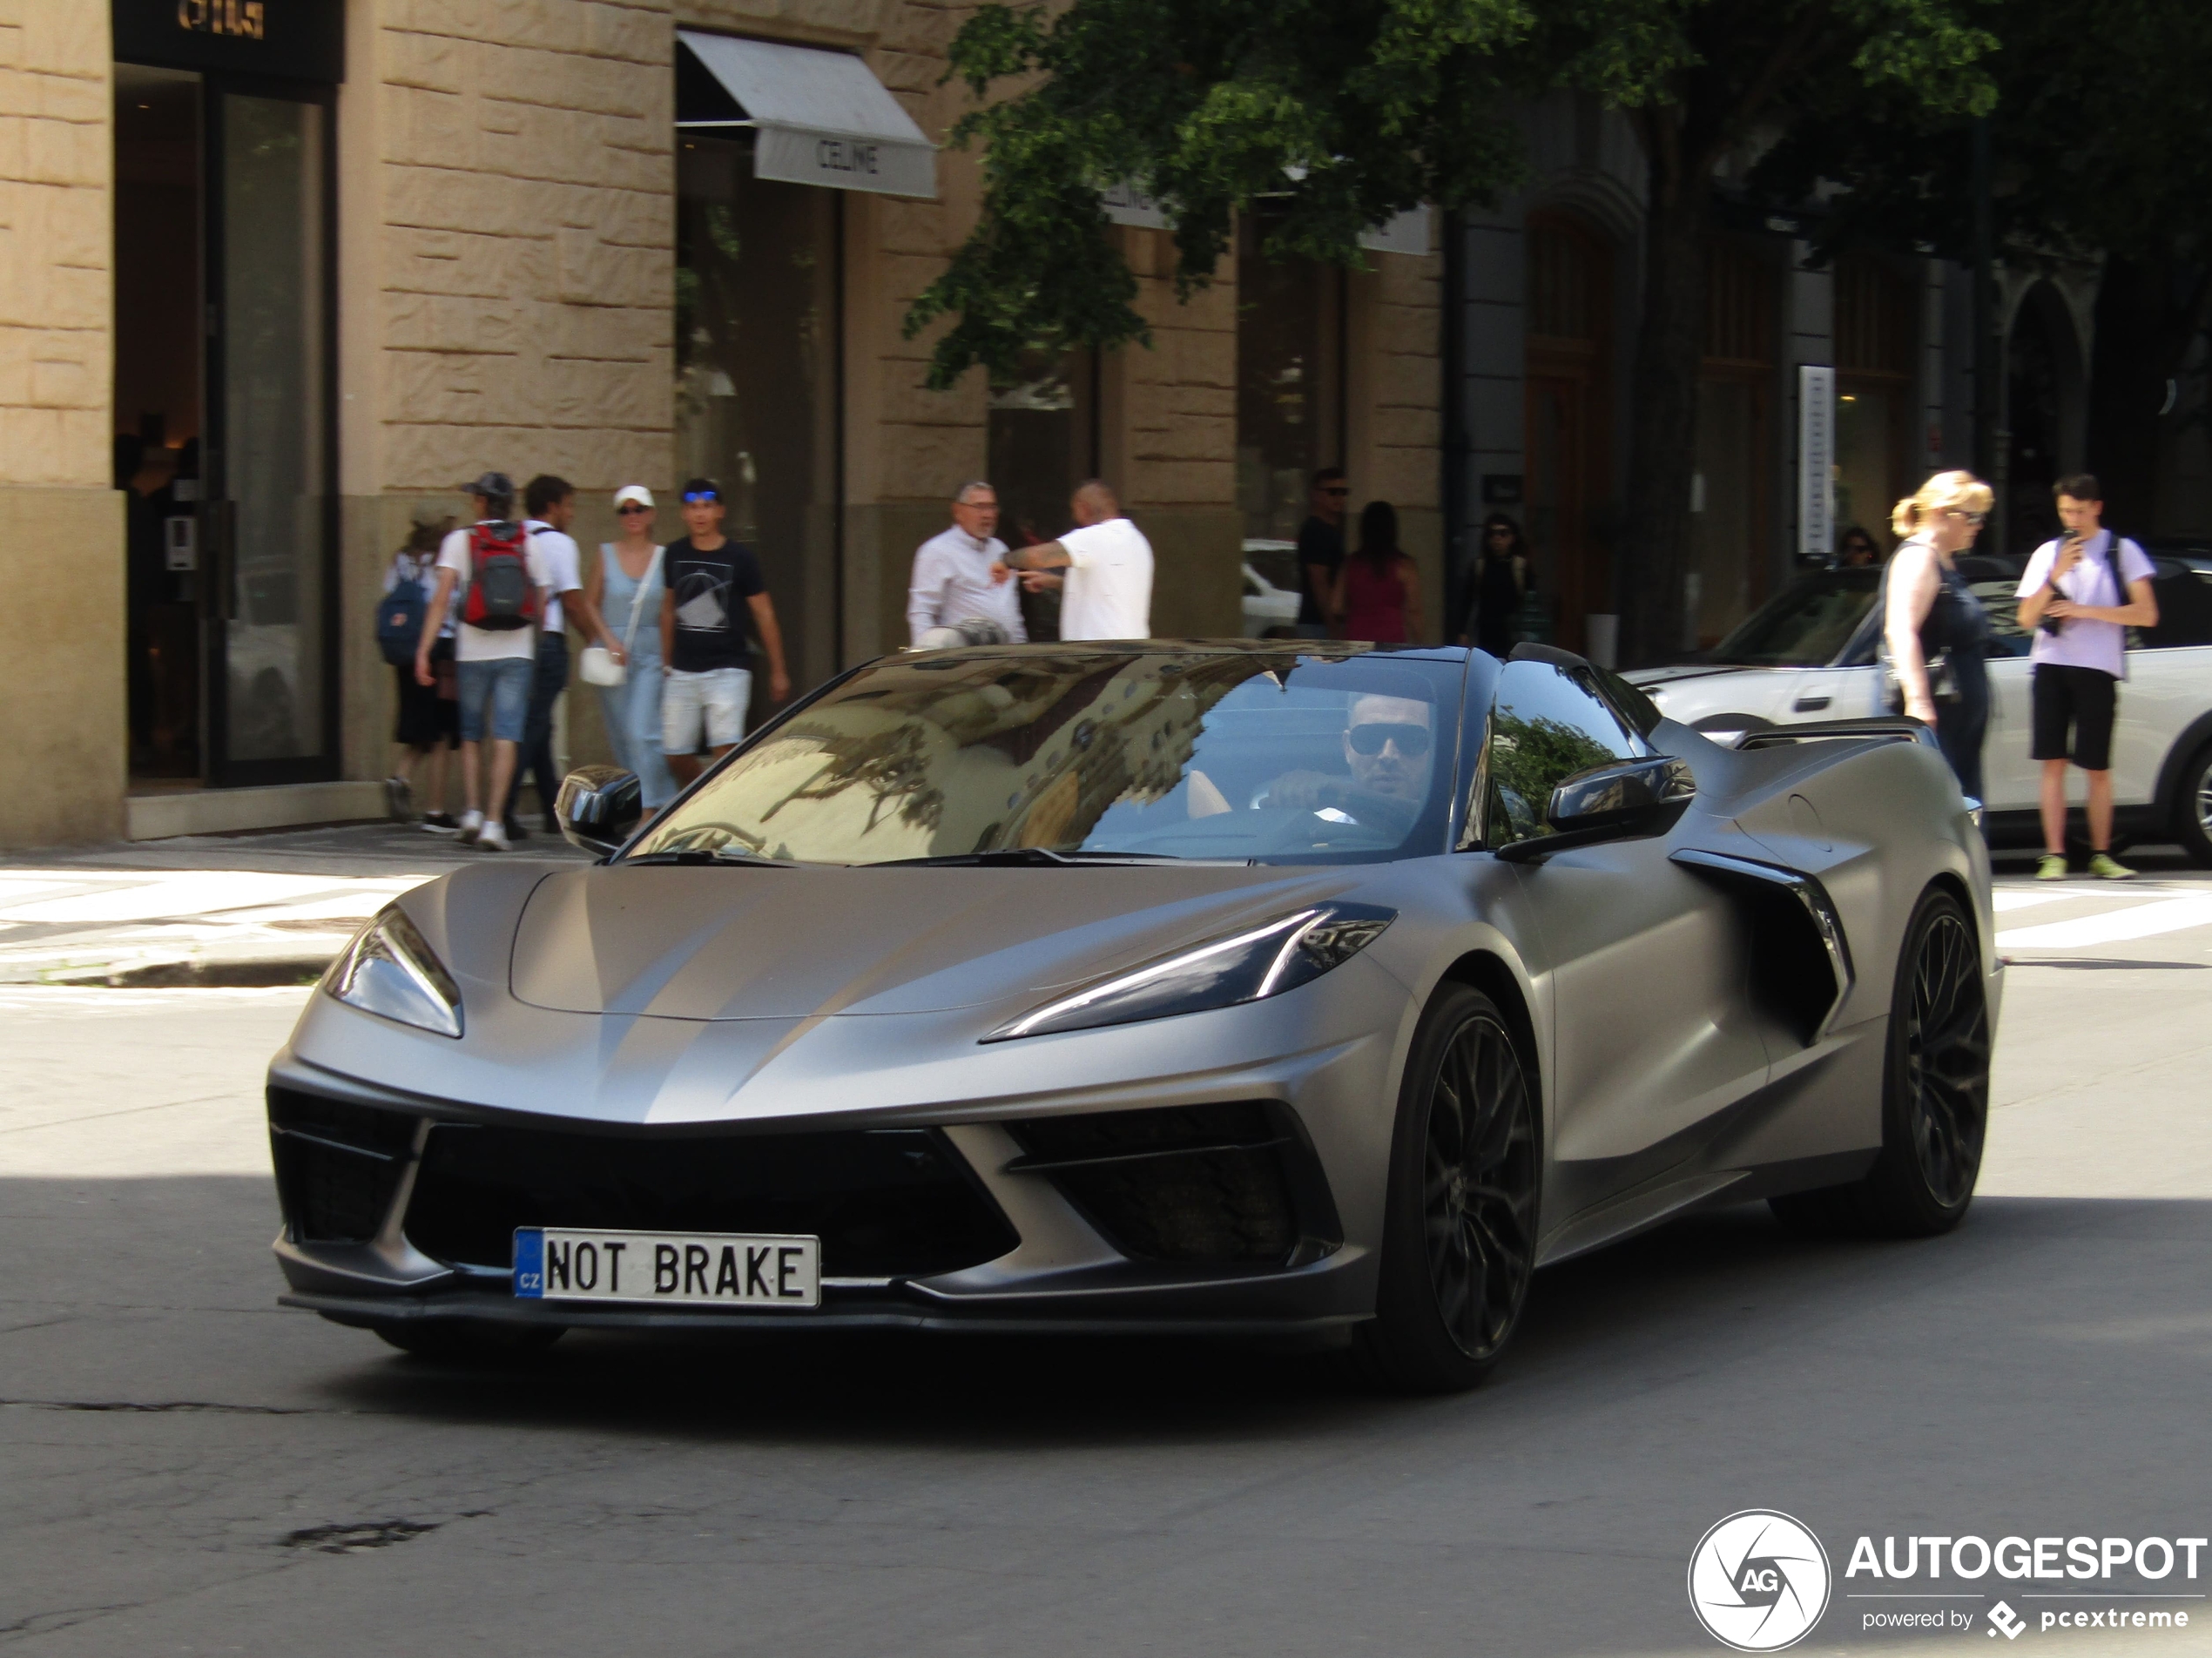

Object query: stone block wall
[0,0,111,489]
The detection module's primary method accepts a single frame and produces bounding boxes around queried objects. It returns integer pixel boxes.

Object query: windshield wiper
[624,847,792,867]
[873,848,1243,868]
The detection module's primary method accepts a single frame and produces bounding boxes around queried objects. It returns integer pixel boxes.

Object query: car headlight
[985,902,1394,1041]
[322,904,464,1037]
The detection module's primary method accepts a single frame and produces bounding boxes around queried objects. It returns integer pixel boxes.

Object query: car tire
[1770,886,1990,1238]
[2173,741,2212,868]
[1355,983,1540,1393]
[373,1320,564,1364]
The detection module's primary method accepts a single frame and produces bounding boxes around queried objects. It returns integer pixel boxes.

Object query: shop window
[677,135,841,692]
[1833,254,1919,557]
[1690,238,1777,647]
[1236,217,1344,545]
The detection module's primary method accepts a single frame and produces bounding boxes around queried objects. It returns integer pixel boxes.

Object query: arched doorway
[1524,212,1614,654]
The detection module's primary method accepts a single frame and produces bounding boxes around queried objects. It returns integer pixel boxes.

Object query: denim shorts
[663,666,751,754]
[455,654,535,745]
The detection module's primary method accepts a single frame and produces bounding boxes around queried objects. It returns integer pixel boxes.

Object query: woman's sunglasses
[1942,509,1988,526]
[1348,722,1432,758]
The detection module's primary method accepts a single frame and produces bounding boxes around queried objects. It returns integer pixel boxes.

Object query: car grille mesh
[268,1088,419,1244]
[402,1121,1019,1280]
[1006,1102,1328,1268]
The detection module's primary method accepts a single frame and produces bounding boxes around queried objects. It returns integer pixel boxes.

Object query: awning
[677,31,936,200]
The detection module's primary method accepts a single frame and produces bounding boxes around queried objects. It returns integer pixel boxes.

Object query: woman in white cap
[583,485,675,812]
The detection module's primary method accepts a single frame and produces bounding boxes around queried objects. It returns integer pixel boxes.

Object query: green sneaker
[2035,854,2068,881]
[2088,852,2135,880]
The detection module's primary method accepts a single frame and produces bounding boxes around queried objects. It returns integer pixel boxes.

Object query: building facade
[4,0,1444,848]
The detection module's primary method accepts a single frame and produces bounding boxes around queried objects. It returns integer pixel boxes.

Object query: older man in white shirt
[907,480,1026,646]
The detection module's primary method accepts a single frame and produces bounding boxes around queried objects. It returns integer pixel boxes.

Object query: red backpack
[459,521,542,630]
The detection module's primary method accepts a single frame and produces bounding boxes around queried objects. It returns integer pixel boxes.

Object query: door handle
[1793,694,1831,712]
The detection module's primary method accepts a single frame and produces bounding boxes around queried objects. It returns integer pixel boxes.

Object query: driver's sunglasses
[1348,722,1432,758]
[617,503,651,516]
[682,490,720,504]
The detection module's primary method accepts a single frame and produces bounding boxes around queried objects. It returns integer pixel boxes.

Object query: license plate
[512,1228,820,1309]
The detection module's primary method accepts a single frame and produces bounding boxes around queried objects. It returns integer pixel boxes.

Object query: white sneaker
[476,819,509,853]
[456,809,484,846]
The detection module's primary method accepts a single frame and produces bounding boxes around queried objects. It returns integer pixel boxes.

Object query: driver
[1257,692,1435,817]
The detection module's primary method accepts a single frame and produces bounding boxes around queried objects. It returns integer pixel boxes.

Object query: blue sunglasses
[683,490,720,504]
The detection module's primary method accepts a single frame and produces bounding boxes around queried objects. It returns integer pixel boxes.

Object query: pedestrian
[2014,474,2160,880]
[513,475,620,839]
[1836,524,1882,568]
[1460,512,1530,655]
[381,502,457,828]
[1297,468,1348,637]
[583,485,677,814]
[412,470,550,852]
[1005,479,1153,639]
[907,480,1025,646]
[659,477,791,785]
[1883,469,1994,803]
[1334,500,1424,644]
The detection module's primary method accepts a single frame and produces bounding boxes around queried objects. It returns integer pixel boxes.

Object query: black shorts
[2031,664,2117,771]
[394,661,458,749]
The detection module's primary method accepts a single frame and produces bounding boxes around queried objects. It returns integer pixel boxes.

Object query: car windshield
[625,645,1466,867]
[1708,570,1879,665]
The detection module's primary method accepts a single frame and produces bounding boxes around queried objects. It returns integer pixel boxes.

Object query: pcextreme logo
[1688,1510,1833,1652]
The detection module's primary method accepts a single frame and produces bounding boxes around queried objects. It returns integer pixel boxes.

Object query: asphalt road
[3,854,2209,1656]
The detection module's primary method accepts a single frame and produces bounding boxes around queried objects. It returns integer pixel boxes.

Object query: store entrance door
[114,66,336,789]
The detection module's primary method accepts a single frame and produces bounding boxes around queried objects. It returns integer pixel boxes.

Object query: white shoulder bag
[577,544,662,688]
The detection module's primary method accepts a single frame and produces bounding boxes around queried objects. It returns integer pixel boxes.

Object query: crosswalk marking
[1996,894,2212,950]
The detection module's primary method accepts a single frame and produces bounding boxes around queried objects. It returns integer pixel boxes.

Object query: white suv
[1625,552,2212,864]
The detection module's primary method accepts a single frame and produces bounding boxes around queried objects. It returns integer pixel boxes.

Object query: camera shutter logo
[1687,1510,1832,1651]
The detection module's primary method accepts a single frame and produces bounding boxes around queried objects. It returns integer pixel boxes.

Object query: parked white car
[1625,553,2212,863]
[1241,540,1305,637]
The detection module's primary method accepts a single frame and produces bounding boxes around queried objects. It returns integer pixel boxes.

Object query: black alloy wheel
[2176,742,2212,868]
[1771,886,1990,1237]
[1359,984,1540,1392]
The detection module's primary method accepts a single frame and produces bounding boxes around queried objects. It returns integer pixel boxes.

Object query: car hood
[506,862,1345,1021]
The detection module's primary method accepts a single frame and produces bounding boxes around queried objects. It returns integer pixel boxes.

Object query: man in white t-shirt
[907,480,1025,646]
[413,470,552,853]
[2014,474,2161,880]
[1007,479,1153,640]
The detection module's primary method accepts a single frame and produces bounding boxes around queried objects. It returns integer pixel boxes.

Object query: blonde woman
[585,485,676,812]
[1884,470,1994,800]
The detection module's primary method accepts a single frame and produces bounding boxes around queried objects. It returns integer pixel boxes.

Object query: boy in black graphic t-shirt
[658,478,791,784]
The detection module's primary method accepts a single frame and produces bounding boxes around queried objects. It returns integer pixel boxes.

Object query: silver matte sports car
[267,641,2000,1390]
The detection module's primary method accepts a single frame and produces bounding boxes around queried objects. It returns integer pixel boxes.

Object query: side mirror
[1498,755,1695,863]
[555,765,641,859]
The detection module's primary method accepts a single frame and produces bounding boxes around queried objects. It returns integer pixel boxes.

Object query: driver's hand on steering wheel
[1258,771,1341,812]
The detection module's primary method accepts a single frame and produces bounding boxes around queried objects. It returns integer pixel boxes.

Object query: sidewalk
[0,820,588,986]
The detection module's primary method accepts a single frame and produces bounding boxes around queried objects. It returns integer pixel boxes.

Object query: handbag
[578,544,661,688]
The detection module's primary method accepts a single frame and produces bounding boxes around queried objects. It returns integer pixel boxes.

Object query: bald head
[1071,479,1119,526]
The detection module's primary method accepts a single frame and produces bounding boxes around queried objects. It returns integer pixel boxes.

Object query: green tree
[1750,0,2212,530]
[907,0,1996,664]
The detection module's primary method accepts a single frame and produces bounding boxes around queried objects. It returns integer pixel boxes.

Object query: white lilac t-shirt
[1055,516,1154,640]
[2014,529,2155,678]
[524,522,583,633]
[436,523,551,663]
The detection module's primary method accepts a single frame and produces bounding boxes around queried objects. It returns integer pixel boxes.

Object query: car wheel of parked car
[1358,984,1539,1392]
[1771,886,1990,1239]
[2174,741,2212,868]
[373,1320,564,1364]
